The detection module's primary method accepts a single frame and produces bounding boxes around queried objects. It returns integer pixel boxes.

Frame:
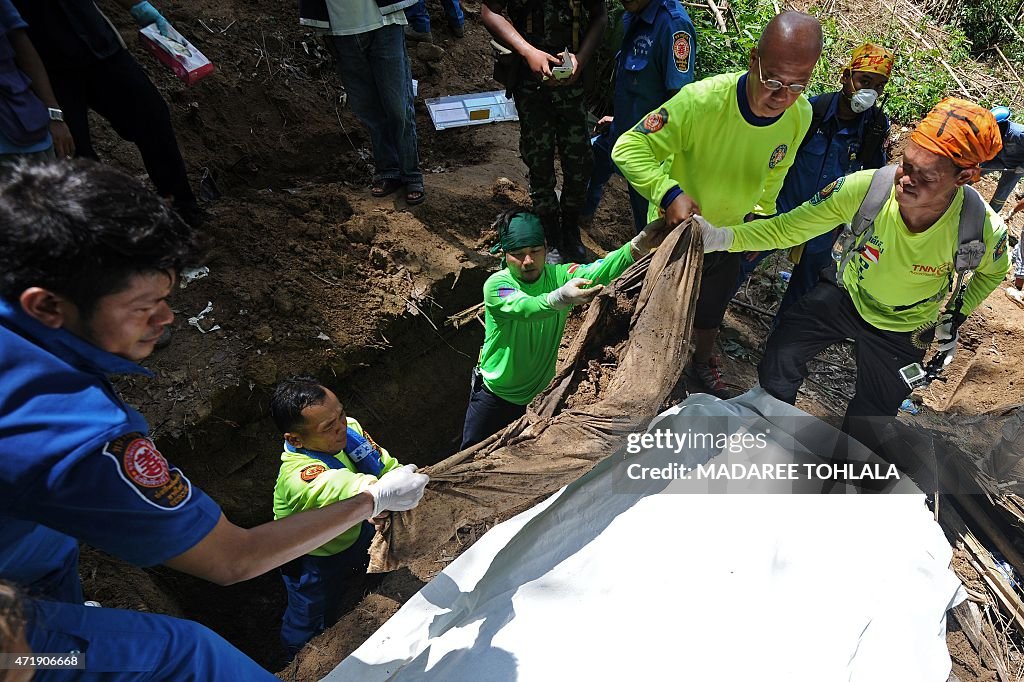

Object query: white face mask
[850,88,878,113]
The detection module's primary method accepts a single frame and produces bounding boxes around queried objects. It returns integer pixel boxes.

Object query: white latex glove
[546,277,602,310]
[630,217,670,256]
[364,464,428,517]
[934,314,958,367]
[693,215,734,253]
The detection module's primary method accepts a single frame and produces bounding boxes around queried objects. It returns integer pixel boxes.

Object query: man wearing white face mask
[734,43,894,321]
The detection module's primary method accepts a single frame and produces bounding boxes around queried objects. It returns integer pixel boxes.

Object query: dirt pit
[65,0,1024,678]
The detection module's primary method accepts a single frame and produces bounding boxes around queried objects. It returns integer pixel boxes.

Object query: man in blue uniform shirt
[982,106,1024,213]
[733,43,894,320]
[581,0,695,234]
[0,161,428,677]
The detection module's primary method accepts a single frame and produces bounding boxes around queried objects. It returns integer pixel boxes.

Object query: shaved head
[758,11,823,63]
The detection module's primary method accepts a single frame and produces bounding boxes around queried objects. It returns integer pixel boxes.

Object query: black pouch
[491,40,522,95]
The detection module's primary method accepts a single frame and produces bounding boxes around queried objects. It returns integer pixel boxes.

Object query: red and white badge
[122,437,171,487]
[103,433,193,510]
[672,31,691,72]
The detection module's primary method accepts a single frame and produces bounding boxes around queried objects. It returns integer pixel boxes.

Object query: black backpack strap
[857,105,889,168]
[798,92,837,154]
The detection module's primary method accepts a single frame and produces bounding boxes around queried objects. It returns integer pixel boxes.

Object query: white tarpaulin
[327,389,964,681]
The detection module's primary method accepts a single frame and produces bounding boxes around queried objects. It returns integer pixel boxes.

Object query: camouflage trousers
[512,80,593,235]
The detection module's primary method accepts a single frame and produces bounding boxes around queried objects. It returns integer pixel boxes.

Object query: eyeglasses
[758,60,807,94]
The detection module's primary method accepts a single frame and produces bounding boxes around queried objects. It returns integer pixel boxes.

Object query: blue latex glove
[130,1,171,37]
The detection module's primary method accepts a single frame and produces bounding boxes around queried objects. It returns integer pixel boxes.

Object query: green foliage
[944,0,1018,54]
[691,0,772,79]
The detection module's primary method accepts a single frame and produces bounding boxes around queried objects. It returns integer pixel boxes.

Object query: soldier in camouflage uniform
[482,0,607,262]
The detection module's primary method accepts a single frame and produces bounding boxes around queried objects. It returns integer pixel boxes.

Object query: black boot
[561,211,588,263]
[540,213,564,264]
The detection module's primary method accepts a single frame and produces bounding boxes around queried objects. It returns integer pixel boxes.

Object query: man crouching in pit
[460,209,672,449]
[269,376,423,658]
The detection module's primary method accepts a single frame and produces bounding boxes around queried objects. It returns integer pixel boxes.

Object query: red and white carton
[139,23,214,86]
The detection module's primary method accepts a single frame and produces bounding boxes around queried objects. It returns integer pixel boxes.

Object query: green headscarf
[489,212,546,262]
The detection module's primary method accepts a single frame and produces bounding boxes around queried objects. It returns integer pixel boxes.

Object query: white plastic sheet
[327,389,964,681]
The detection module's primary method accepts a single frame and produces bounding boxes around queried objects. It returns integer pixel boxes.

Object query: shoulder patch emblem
[300,464,327,482]
[102,434,193,510]
[671,31,691,72]
[994,231,1008,260]
[636,107,669,135]
[810,176,845,205]
[768,144,788,169]
[497,286,518,299]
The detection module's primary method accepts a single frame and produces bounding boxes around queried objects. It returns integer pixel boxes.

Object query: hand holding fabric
[693,215,734,253]
[547,278,602,310]
[365,464,428,517]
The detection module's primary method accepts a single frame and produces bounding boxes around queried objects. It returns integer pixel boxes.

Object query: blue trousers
[733,231,837,326]
[404,0,464,32]
[26,599,275,681]
[279,521,375,654]
[583,131,651,234]
[328,26,422,186]
[984,169,1023,212]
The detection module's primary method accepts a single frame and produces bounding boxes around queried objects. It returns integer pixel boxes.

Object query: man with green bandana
[460,209,670,448]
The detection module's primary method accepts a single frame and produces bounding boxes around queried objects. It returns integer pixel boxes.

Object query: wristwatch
[47,107,64,122]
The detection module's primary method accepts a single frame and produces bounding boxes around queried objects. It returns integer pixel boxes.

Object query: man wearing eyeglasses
[613,10,822,398]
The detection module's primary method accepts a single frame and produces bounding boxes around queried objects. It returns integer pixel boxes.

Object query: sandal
[371,177,403,198]
[405,183,426,206]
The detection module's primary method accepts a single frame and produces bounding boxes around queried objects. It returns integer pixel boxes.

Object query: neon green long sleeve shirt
[727,169,1010,332]
[272,417,400,556]
[479,243,636,405]
[611,71,812,225]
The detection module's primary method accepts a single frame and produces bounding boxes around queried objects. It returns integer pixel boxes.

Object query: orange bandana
[910,98,1003,181]
[848,43,895,78]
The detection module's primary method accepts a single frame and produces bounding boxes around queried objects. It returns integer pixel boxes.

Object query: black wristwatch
[48,107,64,122]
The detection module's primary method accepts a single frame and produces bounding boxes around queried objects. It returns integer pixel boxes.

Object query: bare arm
[482,0,559,77]
[8,29,74,157]
[164,492,375,586]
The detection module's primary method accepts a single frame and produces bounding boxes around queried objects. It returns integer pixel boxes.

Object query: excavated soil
[70,0,1024,678]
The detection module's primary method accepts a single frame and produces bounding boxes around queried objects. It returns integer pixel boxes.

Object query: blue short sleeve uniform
[734,92,889,319]
[584,0,695,232]
[612,0,695,138]
[776,93,888,217]
[0,299,275,680]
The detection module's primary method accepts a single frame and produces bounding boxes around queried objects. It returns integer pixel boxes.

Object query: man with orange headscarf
[697,97,1008,454]
[732,43,895,323]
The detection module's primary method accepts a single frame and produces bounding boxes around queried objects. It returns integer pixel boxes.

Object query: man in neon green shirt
[612,11,822,398]
[697,98,1008,452]
[460,209,670,448]
[270,376,427,656]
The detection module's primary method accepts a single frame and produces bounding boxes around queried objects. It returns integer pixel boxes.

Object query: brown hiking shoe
[689,356,740,399]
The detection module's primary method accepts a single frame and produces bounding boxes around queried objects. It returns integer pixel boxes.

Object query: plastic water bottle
[344,427,384,476]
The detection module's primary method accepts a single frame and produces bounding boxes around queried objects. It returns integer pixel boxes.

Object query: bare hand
[50,121,75,159]
[593,115,613,135]
[1013,198,1024,217]
[665,193,701,229]
[526,47,560,78]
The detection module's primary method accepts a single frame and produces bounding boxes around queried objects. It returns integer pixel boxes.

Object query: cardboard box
[139,23,214,86]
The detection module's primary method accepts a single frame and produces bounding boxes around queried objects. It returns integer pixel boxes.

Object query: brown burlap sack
[369,220,702,572]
